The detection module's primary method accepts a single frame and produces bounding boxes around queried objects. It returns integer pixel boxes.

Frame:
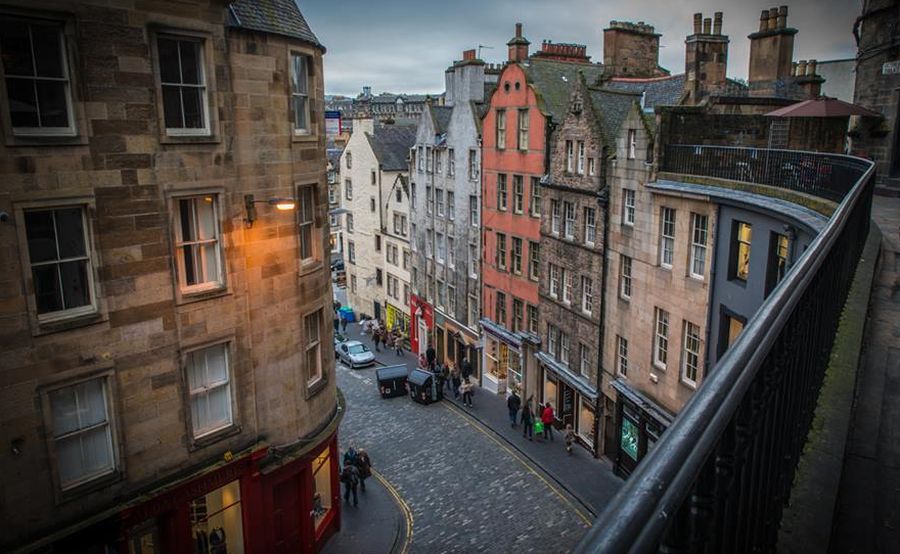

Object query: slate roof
[430,105,453,134]
[367,125,417,171]
[520,58,605,123]
[227,0,323,49]
[604,74,687,110]
[588,88,642,147]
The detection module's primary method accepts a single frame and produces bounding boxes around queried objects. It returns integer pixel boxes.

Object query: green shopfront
[612,379,674,477]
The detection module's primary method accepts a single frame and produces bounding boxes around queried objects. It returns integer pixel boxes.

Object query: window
[766,232,790,297]
[403,249,410,270]
[512,298,524,332]
[653,307,669,369]
[510,237,523,274]
[566,140,574,172]
[469,296,479,327]
[426,186,434,214]
[369,197,376,212]
[730,221,752,281]
[290,53,310,134]
[375,234,382,252]
[513,175,524,214]
[345,179,353,200]
[448,285,456,313]
[527,304,539,334]
[496,233,507,270]
[387,274,398,299]
[1,19,75,135]
[469,195,479,226]
[682,321,701,387]
[496,109,506,149]
[347,152,353,169]
[350,274,357,293]
[469,243,478,277]
[660,207,676,269]
[689,213,708,279]
[348,241,356,263]
[401,215,408,235]
[616,336,628,376]
[24,206,96,318]
[298,185,317,263]
[410,223,417,250]
[468,149,478,180]
[619,255,632,300]
[448,148,455,176]
[48,377,116,489]
[562,269,573,305]
[627,129,637,159]
[157,36,209,135]
[436,189,445,217]
[435,150,442,174]
[448,237,455,268]
[393,213,401,234]
[416,146,423,171]
[173,196,223,293]
[579,343,590,377]
[588,157,595,176]
[186,343,233,438]
[584,207,596,246]
[547,324,559,357]
[426,230,433,258]
[425,146,433,172]
[395,187,402,203]
[495,291,507,325]
[551,200,561,235]
[563,201,576,240]
[581,276,593,315]
[447,191,455,220]
[549,263,560,298]
[404,284,410,306]
[528,241,540,281]
[346,213,354,233]
[305,309,324,386]
[517,109,529,150]
[560,332,570,366]
[576,141,585,174]
[436,232,446,263]
[328,186,337,204]
[497,174,508,211]
[529,177,541,216]
[375,268,383,286]
[622,189,635,226]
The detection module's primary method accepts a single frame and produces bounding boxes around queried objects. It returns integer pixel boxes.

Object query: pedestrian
[340,462,360,506]
[356,449,372,492]
[340,315,348,333]
[343,444,358,467]
[450,363,461,398]
[418,353,428,369]
[461,377,474,407]
[333,312,340,333]
[373,326,382,352]
[394,329,404,356]
[541,402,555,441]
[426,345,436,372]
[507,389,521,428]
[385,330,395,352]
[442,362,454,394]
[564,424,575,454]
[461,357,473,381]
[521,402,534,441]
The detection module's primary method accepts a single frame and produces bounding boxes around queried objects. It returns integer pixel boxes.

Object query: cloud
[299,0,860,96]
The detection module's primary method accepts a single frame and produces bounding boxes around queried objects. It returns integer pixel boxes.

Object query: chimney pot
[713,12,723,35]
[807,59,817,76]
[797,60,808,76]
[703,18,712,34]
[759,10,769,32]
[693,13,702,34]
[768,8,778,30]
[777,6,788,28]
[516,22,522,37]
[463,49,476,61]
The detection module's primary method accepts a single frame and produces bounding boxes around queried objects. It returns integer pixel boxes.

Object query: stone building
[603,21,669,78]
[0,0,340,552]
[851,0,900,194]
[409,50,496,368]
[537,77,639,457]
[339,116,415,321]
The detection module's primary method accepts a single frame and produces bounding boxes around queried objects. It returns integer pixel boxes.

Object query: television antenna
[477,44,494,59]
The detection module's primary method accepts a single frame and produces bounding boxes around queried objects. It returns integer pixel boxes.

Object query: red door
[271,474,302,553]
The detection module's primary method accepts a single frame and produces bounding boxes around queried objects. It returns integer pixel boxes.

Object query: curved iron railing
[575,145,874,553]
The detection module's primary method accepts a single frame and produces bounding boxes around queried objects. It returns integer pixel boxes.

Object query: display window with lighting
[189,480,245,553]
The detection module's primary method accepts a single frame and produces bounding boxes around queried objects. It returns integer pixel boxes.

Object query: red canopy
[765,97,882,118]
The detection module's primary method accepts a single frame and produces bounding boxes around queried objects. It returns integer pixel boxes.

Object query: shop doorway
[373,301,381,321]
[558,382,575,427]
[417,318,428,356]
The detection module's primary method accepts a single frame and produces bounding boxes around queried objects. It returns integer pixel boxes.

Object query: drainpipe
[593,148,611,459]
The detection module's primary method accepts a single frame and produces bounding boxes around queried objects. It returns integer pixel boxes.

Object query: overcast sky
[301,0,861,97]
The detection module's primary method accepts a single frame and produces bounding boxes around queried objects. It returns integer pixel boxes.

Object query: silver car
[336,340,375,369]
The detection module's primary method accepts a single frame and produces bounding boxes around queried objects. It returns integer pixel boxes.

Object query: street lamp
[244,194,296,228]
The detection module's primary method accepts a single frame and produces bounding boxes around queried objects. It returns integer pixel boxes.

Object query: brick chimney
[463,49,476,61]
[446,48,488,105]
[507,23,530,62]
[684,11,729,104]
[603,20,664,78]
[533,40,591,63]
[747,5,797,96]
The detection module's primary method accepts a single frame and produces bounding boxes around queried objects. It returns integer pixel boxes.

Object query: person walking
[461,357,473,381]
[343,444,359,467]
[340,463,360,506]
[393,329,404,356]
[356,449,372,493]
[460,377,474,407]
[340,314,348,333]
[385,330,395,353]
[564,424,576,454]
[521,402,534,441]
[507,390,521,428]
[426,345,436,372]
[333,312,340,333]
[373,326,383,352]
[450,363,461,398]
[541,402,555,441]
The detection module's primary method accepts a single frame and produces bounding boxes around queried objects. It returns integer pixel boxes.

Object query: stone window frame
[180,335,242,450]
[529,177,541,217]
[681,320,702,389]
[496,108,506,150]
[286,43,320,143]
[659,206,676,270]
[616,335,629,377]
[688,212,709,280]
[528,240,540,282]
[149,25,222,144]
[0,9,89,147]
[303,305,329,397]
[38,366,124,501]
[653,306,670,370]
[13,195,107,336]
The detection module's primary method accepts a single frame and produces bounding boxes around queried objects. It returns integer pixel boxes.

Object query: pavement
[828,196,900,553]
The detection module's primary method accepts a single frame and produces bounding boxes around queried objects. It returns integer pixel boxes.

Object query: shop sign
[883,60,900,75]
[621,418,639,461]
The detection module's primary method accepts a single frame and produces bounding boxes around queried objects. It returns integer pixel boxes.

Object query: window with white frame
[1,18,75,135]
[186,343,233,438]
[622,189,635,226]
[517,109,529,150]
[560,332,570,366]
[469,243,478,278]
[682,321,701,387]
[345,179,353,200]
[468,149,478,180]
[627,129,637,159]
[588,157,595,176]
[513,175,524,214]
[689,213,708,279]
[393,213,401,234]
[579,343,590,377]
[547,324,559,357]
[174,196,223,293]
[436,232,446,263]
[497,174,508,211]
[529,177,541,216]
[576,141,585,174]
[447,237,455,268]
[616,336,628,376]
[551,200,560,235]
[425,146,433,172]
[581,276,593,315]
[496,232,507,270]
[346,213,354,233]
[660,207,676,269]
[511,237,522,274]
[305,309,324,386]
[157,35,209,135]
[563,269,573,305]
[435,149,442,174]
[469,195,478,226]
[565,140,574,172]
[563,201,575,240]
[348,241,356,263]
[436,189,445,217]
[653,307,669,369]
[511,298,523,332]
[549,263,559,298]
[528,241,540,281]
[426,186,433,214]
[620,254,632,300]
[527,304,539,334]
[24,206,96,318]
[290,53,310,134]
[448,148,455,176]
[447,191,455,220]
[403,248,410,270]
[347,151,353,169]
[298,185,317,262]
[496,109,506,149]
[584,207,596,246]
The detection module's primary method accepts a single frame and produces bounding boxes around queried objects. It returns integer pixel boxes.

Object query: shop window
[543,374,557,412]
[729,221,752,282]
[190,480,245,553]
[577,396,594,444]
[620,413,639,462]
[312,449,333,532]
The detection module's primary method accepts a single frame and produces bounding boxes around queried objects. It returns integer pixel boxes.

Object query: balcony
[576,145,875,553]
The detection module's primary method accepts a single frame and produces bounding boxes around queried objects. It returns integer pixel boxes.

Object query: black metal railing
[575,146,874,553]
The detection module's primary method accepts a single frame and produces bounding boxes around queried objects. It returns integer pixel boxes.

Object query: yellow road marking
[373,468,414,554]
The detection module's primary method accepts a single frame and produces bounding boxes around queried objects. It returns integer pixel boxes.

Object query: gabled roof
[588,88,642,147]
[430,105,453,134]
[604,74,687,110]
[521,58,605,123]
[367,125,416,171]
[227,0,323,50]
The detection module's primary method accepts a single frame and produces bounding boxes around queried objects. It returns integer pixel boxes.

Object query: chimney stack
[748,6,799,96]
[693,13,702,34]
[684,11,729,104]
[507,22,530,62]
[603,20,663,77]
[777,6,788,29]
[768,8,778,30]
[703,18,712,34]
[759,10,768,32]
[463,49,476,61]
[713,12,723,35]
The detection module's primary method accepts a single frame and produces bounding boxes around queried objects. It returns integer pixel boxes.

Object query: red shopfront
[409,294,433,357]
[120,433,340,554]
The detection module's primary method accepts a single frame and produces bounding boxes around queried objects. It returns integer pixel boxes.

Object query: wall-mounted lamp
[244,194,296,228]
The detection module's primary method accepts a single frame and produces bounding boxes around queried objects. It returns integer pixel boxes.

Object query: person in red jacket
[541,402,555,441]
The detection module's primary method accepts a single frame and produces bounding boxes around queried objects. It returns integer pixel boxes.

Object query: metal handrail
[575,145,874,553]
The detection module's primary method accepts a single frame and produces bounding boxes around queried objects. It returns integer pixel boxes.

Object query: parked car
[336,340,375,369]
[330,259,345,272]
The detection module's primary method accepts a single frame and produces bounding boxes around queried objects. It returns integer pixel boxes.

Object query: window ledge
[188,424,242,452]
[292,133,319,144]
[35,311,106,336]
[298,260,325,278]
[177,287,230,306]
[5,134,89,148]
[56,469,122,505]
[160,134,221,145]
[306,375,328,399]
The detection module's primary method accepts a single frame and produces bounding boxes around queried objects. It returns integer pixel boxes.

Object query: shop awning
[611,379,675,427]
[535,351,598,401]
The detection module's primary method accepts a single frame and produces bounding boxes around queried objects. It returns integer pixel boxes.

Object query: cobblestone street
[335,347,591,553]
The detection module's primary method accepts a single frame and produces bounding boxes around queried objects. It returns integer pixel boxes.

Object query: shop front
[439,315,480,379]
[385,302,410,336]
[611,379,674,477]
[480,319,525,395]
[536,351,600,456]
[409,294,433,357]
